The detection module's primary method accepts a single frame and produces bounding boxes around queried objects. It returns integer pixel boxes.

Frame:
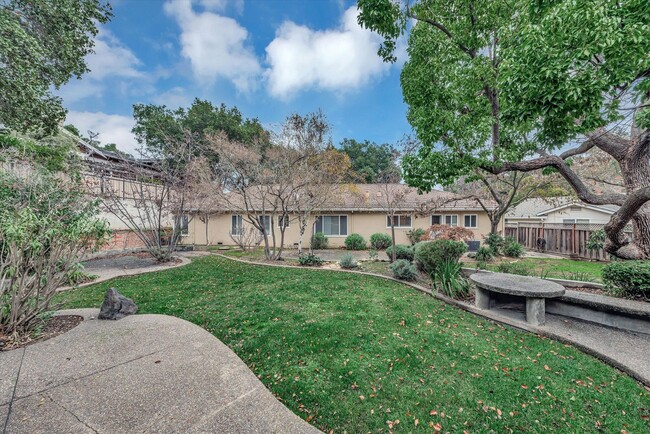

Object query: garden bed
[0,314,83,351]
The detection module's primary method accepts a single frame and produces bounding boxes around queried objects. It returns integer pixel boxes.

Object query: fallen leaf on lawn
[430,410,438,416]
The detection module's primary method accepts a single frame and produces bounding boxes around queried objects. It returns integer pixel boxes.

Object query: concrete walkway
[1,309,321,434]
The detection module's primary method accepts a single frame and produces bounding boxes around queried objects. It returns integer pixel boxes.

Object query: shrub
[483,233,505,255]
[414,239,467,275]
[390,259,418,281]
[344,233,367,250]
[298,253,324,267]
[310,232,328,249]
[65,262,98,285]
[433,259,471,299]
[602,260,650,298]
[586,229,606,252]
[503,237,524,258]
[369,232,392,250]
[496,262,532,276]
[386,244,415,262]
[368,248,379,261]
[0,170,109,335]
[475,246,494,262]
[422,224,474,242]
[338,253,358,269]
[406,228,426,245]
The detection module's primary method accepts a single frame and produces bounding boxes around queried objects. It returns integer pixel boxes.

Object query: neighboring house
[182,184,502,249]
[61,129,173,251]
[505,197,618,226]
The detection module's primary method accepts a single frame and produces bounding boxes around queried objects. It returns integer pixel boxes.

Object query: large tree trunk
[603,135,650,258]
[483,129,650,259]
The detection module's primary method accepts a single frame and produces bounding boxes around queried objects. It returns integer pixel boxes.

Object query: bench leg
[475,286,491,310]
[526,297,545,326]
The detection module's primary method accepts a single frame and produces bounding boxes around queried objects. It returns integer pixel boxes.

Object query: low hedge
[602,260,650,298]
[370,233,392,250]
[414,239,467,275]
[386,244,415,262]
[344,233,367,250]
[389,259,418,281]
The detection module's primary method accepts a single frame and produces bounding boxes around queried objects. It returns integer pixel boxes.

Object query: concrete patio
[1,309,321,434]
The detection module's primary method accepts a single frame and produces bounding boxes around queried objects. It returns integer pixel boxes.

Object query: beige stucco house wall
[183,209,500,249]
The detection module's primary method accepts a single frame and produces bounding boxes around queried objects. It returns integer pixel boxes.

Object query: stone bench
[469,272,565,326]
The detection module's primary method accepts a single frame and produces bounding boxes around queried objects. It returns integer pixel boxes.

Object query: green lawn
[55,256,649,433]
[471,257,606,283]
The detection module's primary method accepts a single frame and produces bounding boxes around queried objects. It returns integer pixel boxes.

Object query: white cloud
[57,28,143,104]
[164,0,260,92]
[264,6,391,98]
[65,111,139,155]
[153,86,194,108]
[85,30,143,80]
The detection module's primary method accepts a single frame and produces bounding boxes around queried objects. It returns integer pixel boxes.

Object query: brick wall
[101,230,147,251]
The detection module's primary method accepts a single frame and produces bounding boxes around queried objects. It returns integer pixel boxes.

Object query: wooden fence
[504,223,628,261]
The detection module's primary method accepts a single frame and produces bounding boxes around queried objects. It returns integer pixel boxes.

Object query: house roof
[536,202,619,216]
[506,197,619,219]
[198,183,497,213]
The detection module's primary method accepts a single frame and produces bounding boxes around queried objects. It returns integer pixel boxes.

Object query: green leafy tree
[132,98,269,160]
[339,138,401,183]
[0,0,112,135]
[358,0,650,259]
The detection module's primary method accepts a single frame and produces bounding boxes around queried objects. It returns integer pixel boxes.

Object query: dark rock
[98,288,138,320]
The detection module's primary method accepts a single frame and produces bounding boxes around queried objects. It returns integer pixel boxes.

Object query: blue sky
[59,0,410,154]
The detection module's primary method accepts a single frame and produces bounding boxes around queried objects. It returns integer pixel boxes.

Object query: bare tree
[369,177,410,262]
[449,171,558,234]
[212,112,351,260]
[91,130,201,262]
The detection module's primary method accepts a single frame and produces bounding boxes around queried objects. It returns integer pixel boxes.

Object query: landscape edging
[215,253,649,386]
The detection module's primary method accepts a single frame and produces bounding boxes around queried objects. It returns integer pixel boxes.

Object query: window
[258,215,271,234]
[180,215,189,236]
[444,215,458,226]
[464,214,478,228]
[278,215,290,229]
[577,219,590,224]
[431,215,442,225]
[315,215,348,236]
[570,206,582,212]
[386,215,412,228]
[231,215,243,235]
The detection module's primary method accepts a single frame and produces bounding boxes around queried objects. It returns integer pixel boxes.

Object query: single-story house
[505,197,619,226]
[182,184,503,249]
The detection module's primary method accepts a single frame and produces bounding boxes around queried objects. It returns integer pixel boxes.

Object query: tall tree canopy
[339,138,401,183]
[0,0,112,135]
[132,99,269,159]
[358,0,650,259]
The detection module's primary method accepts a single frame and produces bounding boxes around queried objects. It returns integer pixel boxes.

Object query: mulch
[0,315,83,351]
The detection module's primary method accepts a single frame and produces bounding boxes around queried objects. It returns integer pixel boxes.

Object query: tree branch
[406,8,476,58]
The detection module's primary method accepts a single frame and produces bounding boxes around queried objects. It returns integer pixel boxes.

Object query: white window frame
[278,215,290,229]
[258,215,271,234]
[444,215,459,227]
[180,214,189,236]
[315,215,348,237]
[463,214,478,228]
[231,215,243,236]
[431,215,442,225]
[576,219,590,224]
[386,214,412,229]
